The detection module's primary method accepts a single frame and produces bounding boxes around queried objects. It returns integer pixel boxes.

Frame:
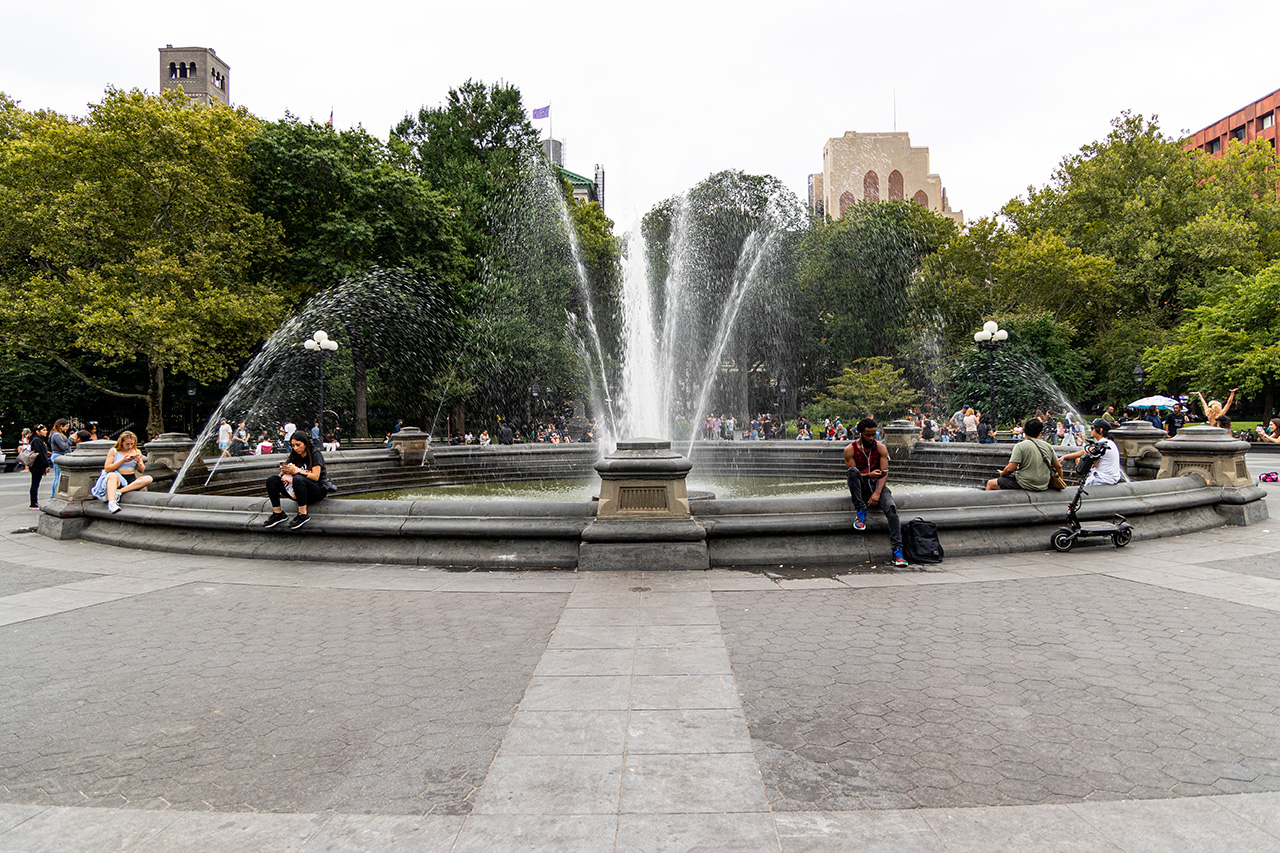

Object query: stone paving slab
[715,574,1280,812]
[0,584,564,815]
[0,560,98,597]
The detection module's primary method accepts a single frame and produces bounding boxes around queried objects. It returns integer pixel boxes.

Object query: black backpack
[903,518,944,564]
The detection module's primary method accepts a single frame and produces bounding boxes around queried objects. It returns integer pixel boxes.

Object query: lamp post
[303,330,339,435]
[973,320,1008,425]
[778,378,789,439]
[186,378,198,438]
[1132,364,1144,392]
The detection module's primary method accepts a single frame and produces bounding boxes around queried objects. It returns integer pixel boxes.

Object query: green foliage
[804,357,920,423]
[800,200,955,375]
[1144,262,1280,413]
[948,313,1090,426]
[0,88,286,437]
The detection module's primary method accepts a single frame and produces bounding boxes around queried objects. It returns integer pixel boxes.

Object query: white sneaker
[107,500,120,514]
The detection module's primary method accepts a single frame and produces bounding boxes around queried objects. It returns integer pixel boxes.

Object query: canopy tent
[1129,395,1181,410]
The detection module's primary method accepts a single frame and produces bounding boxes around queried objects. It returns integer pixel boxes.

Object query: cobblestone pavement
[0,473,1278,850]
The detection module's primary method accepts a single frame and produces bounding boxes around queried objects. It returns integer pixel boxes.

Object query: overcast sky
[3,1,1276,231]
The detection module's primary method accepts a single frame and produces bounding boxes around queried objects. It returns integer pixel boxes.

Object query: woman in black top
[262,432,328,530]
[28,424,51,509]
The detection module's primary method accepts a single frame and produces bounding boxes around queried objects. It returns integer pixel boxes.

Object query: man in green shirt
[985,418,1063,491]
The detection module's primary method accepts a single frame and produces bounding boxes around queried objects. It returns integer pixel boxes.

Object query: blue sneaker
[854,510,867,531]
[893,548,909,568]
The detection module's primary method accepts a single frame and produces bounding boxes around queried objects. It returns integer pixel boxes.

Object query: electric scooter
[1050,441,1134,552]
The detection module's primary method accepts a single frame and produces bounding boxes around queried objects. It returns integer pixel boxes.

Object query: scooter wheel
[1051,530,1075,552]
[1112,529,1132,548]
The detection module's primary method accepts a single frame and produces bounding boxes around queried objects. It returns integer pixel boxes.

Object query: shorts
[218,441,229,449]
[995,475,1024,491]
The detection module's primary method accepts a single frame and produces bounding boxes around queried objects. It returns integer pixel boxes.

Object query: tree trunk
[453,403,465,438]
[147,362,166,440]
[353,345,369,438]
[1264,378,1276,421]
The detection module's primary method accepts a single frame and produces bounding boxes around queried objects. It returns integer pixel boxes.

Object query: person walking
[844,418,908,568]
[27,424,51,509]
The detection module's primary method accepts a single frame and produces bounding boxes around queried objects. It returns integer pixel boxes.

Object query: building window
[863,171,880,201]
[178,62,187,79]
[913,190,929,207]
[1262,112,1275,130]
[839,190,855,217]
[1207,138,1221,154]
[888,170,903,200]
[1232,126,1246,142]
[168,62,177,79]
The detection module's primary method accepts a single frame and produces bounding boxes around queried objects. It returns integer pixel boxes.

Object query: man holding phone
[844,417,908,567]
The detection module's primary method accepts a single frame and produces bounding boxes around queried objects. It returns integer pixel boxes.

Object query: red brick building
[1185,88,1279,155]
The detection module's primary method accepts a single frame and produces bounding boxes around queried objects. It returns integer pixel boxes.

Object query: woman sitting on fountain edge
[263,432,329,530]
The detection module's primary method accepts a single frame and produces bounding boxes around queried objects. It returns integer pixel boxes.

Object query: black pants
[29,469,44,508]
[846,469,903,551]
[266,474,326,510]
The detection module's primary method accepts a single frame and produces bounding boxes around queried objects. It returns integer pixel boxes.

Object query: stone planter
[1109,421,1167,480]
[389,427,430,466]
[1155,426,1252,487]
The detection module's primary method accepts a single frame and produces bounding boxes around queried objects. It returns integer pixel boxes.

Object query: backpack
[903,518,944,564]
[1261,472,1279,484]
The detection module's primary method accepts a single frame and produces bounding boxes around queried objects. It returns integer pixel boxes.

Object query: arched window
[188,63,197,77]
[888,170,904,200]
[839,190,855,217]
[913,190,929,207]
[168,62,177,79]
[178,62,187,78]
[864,171,880,201]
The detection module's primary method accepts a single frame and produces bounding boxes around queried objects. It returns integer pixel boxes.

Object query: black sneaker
[262,513,288,529]
[287,514,310,530]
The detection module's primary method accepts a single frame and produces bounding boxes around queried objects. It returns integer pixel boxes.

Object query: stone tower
[159,45,229,106]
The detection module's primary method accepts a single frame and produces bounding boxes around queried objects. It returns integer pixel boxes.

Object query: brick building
[1185,87,1278,155]
[159,45,230,106]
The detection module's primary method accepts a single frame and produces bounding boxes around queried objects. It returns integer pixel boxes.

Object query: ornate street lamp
[303,330,339,434]
[973,320,1009,425]
[778,378,789,439]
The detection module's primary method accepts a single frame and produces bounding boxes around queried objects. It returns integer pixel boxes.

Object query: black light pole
[778,378,789,439]
[973,321,1008,424]
[186,379,198,438]
[304,330,339,434]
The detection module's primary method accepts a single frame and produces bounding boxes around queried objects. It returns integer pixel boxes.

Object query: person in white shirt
[1062,419,1124,486]
[217,419,233,457]
[283,421,297,442]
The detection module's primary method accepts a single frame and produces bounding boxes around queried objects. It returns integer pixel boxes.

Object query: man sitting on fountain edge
[845,418,908,568]
[986,418,1062,492]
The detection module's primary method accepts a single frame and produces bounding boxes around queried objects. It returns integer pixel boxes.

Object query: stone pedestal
[580,438,708,571]
[144,432,199,487]
[882,420,919,461]
[1155,426,1252,487]
[51,440,115,503]
[1109,421,1167,480]
[389,427,431,466]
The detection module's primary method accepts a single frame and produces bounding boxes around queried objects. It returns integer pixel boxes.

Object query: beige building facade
[810,131,962,226]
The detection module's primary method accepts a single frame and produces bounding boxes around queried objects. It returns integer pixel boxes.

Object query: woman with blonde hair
[92,431,154,513]
[1197,389,1237,428]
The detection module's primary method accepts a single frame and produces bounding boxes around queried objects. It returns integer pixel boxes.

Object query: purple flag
[532,105,550,120]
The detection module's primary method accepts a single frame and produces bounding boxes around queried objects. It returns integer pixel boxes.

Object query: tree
[803,357,921,423]
[248,116,469,436]
[1144,263,1280,417]
[800,200,955,369]
[0,88,286,438]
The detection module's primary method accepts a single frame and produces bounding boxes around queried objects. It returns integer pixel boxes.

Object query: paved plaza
[1,467,1280,851]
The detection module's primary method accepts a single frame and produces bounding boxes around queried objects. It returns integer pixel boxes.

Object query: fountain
[36,168,1269,568]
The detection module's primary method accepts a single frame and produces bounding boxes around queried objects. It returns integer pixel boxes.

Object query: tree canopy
[0,88,286,437]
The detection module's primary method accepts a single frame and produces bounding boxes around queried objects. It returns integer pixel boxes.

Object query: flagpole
[549,102,553,165]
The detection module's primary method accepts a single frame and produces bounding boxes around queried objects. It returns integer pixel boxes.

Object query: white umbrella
[1129,395,1180,409]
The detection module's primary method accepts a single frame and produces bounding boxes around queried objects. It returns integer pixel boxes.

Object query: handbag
[16,447,37,466]
[1035,443,1066,490]
[320,475,339,494]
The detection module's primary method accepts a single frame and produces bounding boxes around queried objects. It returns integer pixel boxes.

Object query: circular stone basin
[341,477,968,502]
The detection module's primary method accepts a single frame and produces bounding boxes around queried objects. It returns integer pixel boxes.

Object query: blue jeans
[49,453,62,498]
